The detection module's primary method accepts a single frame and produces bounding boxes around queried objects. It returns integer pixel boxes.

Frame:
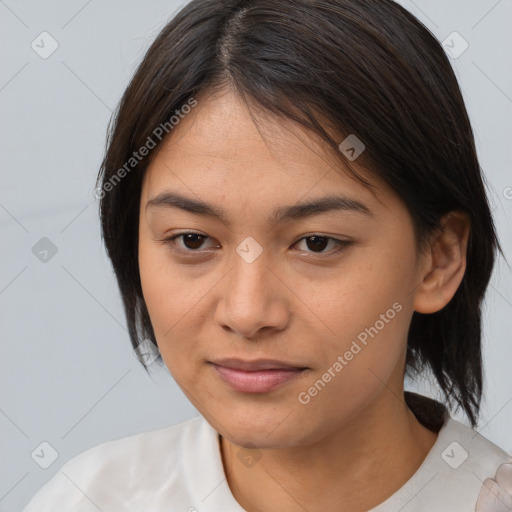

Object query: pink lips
[210,358,308,393]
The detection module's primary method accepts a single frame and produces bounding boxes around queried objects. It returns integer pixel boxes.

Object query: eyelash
[159,232,352,258]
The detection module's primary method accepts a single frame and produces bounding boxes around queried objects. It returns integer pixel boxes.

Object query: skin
[138,86,470,511]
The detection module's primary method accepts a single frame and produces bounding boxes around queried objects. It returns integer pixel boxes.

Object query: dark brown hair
[96,0,505,427]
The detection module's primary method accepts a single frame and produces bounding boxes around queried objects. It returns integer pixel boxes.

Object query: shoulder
[375,393,512,512]
[451,419,512,511]
[22,415,212,512]
[442,418,512,477]
[418,416,512,512]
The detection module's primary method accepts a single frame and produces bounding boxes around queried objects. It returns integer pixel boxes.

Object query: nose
[214,253,290,340]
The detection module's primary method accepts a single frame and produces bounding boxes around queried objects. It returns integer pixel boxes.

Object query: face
[138,87,427,449]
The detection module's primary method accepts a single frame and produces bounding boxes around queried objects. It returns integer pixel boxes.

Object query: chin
[204,402,310,449]
[222,425,302,450]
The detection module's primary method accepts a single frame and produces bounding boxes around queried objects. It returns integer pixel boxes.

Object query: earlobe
[413,211,470,314]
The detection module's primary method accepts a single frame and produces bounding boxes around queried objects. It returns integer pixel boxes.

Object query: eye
[161,232,217,253]
[293,235,351,256]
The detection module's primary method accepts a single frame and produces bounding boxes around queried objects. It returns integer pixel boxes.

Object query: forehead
[141,89,396,219]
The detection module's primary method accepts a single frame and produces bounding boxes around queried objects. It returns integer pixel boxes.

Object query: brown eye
[180,233,207,250]
[294,235,351,255]
[304,236,329,252]
[161,232,216,253]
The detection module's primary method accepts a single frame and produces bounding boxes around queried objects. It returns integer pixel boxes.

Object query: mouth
[209,358,309,393]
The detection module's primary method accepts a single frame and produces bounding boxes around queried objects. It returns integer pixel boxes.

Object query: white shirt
[23,398,512,512]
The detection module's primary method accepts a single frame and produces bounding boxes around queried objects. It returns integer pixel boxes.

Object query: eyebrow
[146,191,374,224]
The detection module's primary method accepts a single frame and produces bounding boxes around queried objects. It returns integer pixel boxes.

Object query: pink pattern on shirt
[475,462,512,511]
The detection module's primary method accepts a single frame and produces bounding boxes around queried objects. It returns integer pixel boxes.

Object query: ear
[413,211,470,314]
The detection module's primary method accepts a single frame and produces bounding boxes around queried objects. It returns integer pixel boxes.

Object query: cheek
[294,255,405,341]
[138,240,214,374]
[293,273,410,427]
[293,248,413,386]
[138,241,186,345]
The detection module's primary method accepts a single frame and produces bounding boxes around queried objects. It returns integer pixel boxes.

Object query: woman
[24,0,511,510]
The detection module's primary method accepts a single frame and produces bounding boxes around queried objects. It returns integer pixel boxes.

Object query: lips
[210,357,307,372]
[209,358,308,393]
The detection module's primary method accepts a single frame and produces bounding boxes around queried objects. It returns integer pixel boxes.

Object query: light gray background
[1,1,511,510]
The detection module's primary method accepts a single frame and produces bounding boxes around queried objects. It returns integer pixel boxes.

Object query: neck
[220,392,439,512]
